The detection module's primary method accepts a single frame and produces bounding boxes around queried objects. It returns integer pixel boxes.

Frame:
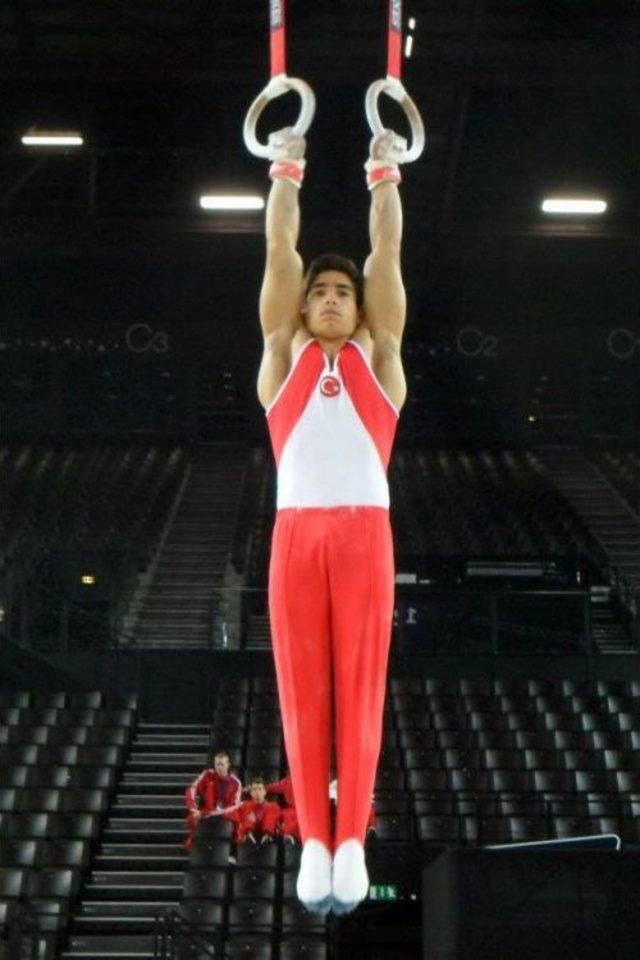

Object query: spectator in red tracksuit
[224,777,281,845]
[183,750,242,850]
[266,773,300,844]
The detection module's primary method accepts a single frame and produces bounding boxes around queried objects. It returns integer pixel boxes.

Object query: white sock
[296,839,332,913]
[332,838,369,912]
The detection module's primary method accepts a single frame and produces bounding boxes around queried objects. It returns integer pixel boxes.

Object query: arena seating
[0,691,136,958]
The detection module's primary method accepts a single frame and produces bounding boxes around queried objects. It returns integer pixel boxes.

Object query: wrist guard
[365,158,402,190]
[269,157,306,188]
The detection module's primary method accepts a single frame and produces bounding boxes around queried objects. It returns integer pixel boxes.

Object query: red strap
[387,0,402,80]
[270,0,286,77]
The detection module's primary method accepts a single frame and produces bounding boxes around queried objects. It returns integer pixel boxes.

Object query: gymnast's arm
[362,180,407,411]
[256,178,305,410]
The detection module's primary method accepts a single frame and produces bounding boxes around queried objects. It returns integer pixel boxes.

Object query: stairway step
[62,934,156,958]
[90,871,184,887]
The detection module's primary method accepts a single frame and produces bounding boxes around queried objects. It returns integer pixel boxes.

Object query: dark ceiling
[0,1,638,442]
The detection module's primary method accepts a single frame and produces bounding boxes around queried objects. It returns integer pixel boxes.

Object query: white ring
[244,75,316,160]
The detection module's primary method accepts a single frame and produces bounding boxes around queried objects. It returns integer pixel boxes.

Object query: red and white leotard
[267,337,399,851]
[267,338,398,509]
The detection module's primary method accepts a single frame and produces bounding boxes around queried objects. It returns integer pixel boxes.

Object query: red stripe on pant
[268,506,395,851]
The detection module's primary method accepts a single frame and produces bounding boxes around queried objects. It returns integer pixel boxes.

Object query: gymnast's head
[302,253,364,340]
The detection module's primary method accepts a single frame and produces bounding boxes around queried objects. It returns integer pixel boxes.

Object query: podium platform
[423,846,640,959]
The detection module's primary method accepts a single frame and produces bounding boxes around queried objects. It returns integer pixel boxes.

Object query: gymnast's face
[303,270,360,340]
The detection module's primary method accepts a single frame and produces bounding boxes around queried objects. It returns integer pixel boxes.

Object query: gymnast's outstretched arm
[257,166,305,410]
[362,175,407,411]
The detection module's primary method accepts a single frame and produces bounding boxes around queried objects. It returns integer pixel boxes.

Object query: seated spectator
[183,749,242,850]
[266,771,300,844]
[224,776,281,845]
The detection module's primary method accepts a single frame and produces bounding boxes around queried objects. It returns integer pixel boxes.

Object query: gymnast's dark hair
[304,253,364,309]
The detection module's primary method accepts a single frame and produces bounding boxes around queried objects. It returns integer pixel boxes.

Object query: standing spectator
[183,750,242,850]
[224,777,281,845]
[266,772,300,844]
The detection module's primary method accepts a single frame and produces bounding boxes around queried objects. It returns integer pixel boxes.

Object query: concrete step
[62,934,156,958]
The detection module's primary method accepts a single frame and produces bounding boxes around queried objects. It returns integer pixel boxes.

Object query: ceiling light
[541,198,607,215]
[200,195,264,211]
[408,17,416,29]
[404,35,414,58]
[22,131,83,147]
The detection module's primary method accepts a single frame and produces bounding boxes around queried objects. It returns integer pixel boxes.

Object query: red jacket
[224,799,281,833]
[266,776,295,808]
[185,769,242,814]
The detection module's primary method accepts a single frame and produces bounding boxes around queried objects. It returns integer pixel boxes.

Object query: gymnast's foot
[331,839,369,915]
[296,839,332,914]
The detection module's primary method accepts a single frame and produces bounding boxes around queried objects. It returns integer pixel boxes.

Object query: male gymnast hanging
[257,129,406,915]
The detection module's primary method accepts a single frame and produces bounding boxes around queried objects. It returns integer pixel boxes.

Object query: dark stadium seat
[37,839,89,868]
[407,770,447,792]
[17,789,61,813]
[562,751,602,771]
[67,692,103,710]
[482,749,523,771]
[280,935,327,960]
[224,935,273,960]
[37,746,79,767]
[189,840,233,868]
[0,693,30,709]
[448,770,490,793]
[245,747,282,769]
[477,818,512,844]
[399,730,437,750]
[603,751,640,771]
[3,813,49,838]
[509,816,549,842]
[183,869,228,900]
[179,898,225,927]
[281,900,326,932]
[417,815,461,843]
[0,745,39,766]
[0,867,25,899]
[233,869,277,900]
[32,693,67,710]
[58,789,108,813]
[552,731,590,750]
[615,771,640,793]
[514,730,555,750]
[246,729,282,748]
[195,817,234,841]
[532,771,574,793]
[375,769,405,791]
[404,748,443,769]
[442,749,481,770]
[489,770,533,793]
[236,842,278,868]
[24,868,79,900]
[373,814,411,840]
[228,900,274,929]
[0,838,37,867]
[523,750,563,772]
[574,771,613,793]
[46,813,98,839]
[552,817,593,839]
[0,790,16,813]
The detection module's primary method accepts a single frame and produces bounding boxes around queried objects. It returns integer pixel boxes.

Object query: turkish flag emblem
[320,375,341,398]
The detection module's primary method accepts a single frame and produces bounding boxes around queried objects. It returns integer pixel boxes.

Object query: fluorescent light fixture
[404,35,414,57]
[408,17,416,29]
[542,198,607,215]
[22,131,83,146]
[81,574,96,585]
[200,195,264,211]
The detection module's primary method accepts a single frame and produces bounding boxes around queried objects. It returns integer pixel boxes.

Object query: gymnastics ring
[365,75,425,163]
[243,74,316,160]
